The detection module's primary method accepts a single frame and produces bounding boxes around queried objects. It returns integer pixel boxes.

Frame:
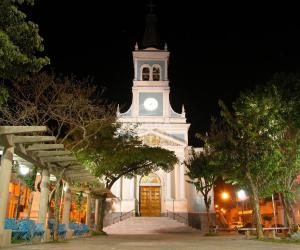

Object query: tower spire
[141,1,161,49]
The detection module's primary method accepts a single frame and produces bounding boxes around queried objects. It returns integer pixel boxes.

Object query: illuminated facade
[106,11,214,229]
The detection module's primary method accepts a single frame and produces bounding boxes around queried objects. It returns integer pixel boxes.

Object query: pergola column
[62,183,73,239]
[0,136,13,248]
[94,198,99,229]
[86,192,91,226]
[38,169,51,242]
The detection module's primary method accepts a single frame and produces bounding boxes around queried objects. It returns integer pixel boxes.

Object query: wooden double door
[140,186,161,216]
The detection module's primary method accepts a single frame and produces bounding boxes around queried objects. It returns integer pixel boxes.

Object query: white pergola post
[38,169,51,242]
[62,183,73,239]
[94,198,99,229]
[0,136,13,248]
[86,193,91,226]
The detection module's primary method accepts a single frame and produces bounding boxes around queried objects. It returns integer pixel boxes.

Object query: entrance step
[103,216,199,234]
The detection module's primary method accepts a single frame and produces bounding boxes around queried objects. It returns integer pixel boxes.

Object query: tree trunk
[280,193,297,232]
[53,181,61,241]
[246,171,264,239]
[26,191,34,219]
[53,169,65,241]
[95,195,107,232]
[204,195,211,232]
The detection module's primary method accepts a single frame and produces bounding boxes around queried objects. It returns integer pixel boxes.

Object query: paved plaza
[3,234,299,250]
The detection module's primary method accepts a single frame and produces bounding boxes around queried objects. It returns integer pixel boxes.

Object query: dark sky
[27,1,300,146]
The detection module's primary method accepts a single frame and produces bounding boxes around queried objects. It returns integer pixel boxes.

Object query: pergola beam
[35,151,72,157]
[65,171,92,177]
[13,136,56,144]
[0,126,47,135]
[26,144,64,151]
[41,156,77,163]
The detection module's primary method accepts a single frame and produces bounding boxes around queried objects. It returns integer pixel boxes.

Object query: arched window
[140,173,161,185]
[142,67,150,81]
[152,66,160,81]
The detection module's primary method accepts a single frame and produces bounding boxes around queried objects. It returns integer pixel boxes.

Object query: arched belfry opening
[139,173,161,216]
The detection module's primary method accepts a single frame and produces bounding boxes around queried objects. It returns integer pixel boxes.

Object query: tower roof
[141,3,161,49]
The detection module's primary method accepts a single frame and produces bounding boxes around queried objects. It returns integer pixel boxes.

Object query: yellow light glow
[221,192,229,200]
[215,204,219,208]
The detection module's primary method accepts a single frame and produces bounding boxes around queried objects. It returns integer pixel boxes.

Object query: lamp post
[271,193,277,233]
[15,164,30,219]
[237,190,247,225]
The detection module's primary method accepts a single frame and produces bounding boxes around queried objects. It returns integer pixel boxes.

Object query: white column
[85,193,91,226]
[62,184,71,228]
[38,169,50,227]
[0,140,13,231]
[166,173,172,199]
[179,162,186,199]
[174,164,180,199]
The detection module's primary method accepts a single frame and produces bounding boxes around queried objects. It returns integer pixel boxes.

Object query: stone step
[103,216,199,235]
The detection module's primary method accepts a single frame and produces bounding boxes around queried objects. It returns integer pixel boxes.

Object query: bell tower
[115,3,190,220]
[119,8,187,125]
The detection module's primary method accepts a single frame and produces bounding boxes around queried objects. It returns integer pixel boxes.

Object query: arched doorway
[139,173,161,217]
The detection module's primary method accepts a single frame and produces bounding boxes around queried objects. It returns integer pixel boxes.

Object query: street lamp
[237,189,247,225]
[221,192,229,200]
[19,164,30,176]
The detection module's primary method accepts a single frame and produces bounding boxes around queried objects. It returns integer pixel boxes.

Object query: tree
[218,85,285,239]
[78,125,178,231]
[185,120,224,232]
[0,0,49,80]
[266,73,300,232]
[0,72,115,149]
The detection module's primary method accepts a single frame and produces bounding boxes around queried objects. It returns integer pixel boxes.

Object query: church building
[106,9,214,230]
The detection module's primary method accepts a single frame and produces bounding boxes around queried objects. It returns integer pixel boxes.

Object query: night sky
[27,1,300,146]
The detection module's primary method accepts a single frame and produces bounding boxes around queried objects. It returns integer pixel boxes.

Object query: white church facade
[105,10,214,230]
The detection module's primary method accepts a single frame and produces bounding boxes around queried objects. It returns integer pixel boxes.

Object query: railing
[112,209,135,224]
[166,210,188,225]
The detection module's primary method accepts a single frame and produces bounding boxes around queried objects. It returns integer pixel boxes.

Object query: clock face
[143,97,158,111]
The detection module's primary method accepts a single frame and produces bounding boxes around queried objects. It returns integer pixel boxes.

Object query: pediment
[139,129,186,147]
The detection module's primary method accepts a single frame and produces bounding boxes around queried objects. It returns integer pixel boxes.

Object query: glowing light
[221,208,226,213]
[63,183,69,192]
[221,192,229,200]
[19,165,29,176]
[237,190,247,201]
[215,204,219,208]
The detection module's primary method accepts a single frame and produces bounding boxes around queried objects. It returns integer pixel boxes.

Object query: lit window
[142,67,150,81]
[152,66,160,81]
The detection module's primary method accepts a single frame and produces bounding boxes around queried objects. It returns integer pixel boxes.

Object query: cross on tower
[147,1,156,13]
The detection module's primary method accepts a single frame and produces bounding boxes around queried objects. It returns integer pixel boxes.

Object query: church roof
[141,7,161,49]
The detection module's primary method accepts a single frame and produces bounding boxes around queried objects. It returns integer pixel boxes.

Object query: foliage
[216,84,288,238]
[0,0,49,80]
[185,120,224,231]
[218,84,286,196]
[22,166,37,191]
[0,72,115,151]
[76,191,83,211]
[78,124,178,189]
[0,86,8,105]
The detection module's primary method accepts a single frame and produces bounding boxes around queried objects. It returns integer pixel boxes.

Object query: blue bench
[4,218,20,239]
[34,223,45,237]
[48,220,66,240]
[69,223,89,236]
[17,219,35,240]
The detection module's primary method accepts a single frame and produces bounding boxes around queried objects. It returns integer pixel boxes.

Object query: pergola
[0,126,102,247]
